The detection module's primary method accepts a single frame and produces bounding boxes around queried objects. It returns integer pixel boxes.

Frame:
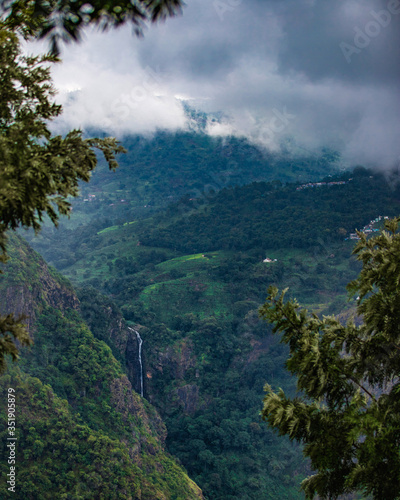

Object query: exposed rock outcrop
[0,234,79,331]
[175,384,200,415]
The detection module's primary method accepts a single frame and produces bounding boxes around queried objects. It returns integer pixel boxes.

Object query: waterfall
[128,327,144,397]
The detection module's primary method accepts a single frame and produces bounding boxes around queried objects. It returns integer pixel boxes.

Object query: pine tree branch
[271,296,377,402]
[347,375,376,402]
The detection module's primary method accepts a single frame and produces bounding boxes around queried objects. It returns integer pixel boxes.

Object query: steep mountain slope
[0,234,203,500]
[77,282,308,500]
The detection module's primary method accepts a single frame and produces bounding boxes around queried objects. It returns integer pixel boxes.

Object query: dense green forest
[20,141,400,499]
[138,169,399,253]
[45,130,341,231]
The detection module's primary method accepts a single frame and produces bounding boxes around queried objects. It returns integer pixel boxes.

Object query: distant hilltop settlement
[347,215,390,241]
[296,180,347,191]
[263,216,390,264]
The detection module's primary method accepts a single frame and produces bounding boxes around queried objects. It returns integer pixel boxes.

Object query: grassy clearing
[139,255,232,323]
[97,225,120,235]
[156,251,229,272]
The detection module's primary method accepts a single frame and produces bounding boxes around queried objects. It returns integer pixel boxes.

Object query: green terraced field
[140,253,233,322]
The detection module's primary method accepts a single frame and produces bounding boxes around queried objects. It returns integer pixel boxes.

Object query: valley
[14,131,400,499]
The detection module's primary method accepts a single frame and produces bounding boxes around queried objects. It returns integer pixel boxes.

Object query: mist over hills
[32,129,343,233]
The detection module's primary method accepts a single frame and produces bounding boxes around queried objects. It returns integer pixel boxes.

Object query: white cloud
[26,0,400,169]
[47,30,188,136]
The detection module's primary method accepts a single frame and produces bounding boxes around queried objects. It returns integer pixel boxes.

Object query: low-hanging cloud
[36,0,399,168]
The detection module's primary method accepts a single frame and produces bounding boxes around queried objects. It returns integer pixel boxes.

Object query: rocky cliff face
[125,327,147,397]
[0,234,79,331]
[77,287,147,397]
[147,338,202,415]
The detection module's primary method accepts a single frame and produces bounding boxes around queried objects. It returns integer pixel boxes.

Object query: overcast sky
[39,0,399,168]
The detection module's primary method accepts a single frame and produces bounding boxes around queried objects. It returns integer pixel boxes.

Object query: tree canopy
[0,0,184,53]
[260,218,400,499]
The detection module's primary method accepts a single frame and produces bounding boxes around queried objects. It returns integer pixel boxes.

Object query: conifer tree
[260,218,400,499]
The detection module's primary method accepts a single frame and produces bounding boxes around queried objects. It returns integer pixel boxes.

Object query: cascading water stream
[128,327,144,397]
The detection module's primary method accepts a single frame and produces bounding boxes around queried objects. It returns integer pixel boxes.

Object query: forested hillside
[0,235,203,500]
[50,130,341,230]
[2,0,398,496]
[22,159,400,499]
[139,168,399,253]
